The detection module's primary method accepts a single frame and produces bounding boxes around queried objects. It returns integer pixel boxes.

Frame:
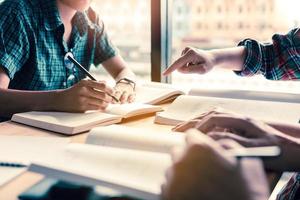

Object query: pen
[0,162,28,168]
[228,146,281,158]
[67,54,120,103]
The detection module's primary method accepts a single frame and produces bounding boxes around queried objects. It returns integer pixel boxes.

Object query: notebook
[11,103,162,135]
[154,95,300,126]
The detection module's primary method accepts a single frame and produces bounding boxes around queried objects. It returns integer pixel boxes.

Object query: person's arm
[0,67,114,118]
[163,46,246,76]
[102,55,136,103]
[164,29,300,80]
[92,12,136,103]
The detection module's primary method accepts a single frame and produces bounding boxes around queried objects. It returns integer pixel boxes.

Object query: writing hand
[56,80,113,112]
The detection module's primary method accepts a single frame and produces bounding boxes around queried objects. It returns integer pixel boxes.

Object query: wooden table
[0,113,173,200]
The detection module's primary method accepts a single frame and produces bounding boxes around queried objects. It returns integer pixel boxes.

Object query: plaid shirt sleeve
[88,9,118,66]
[93,24,118,66]
[235,29,300,80]
[276,173,300,200]
[0,8,30,80]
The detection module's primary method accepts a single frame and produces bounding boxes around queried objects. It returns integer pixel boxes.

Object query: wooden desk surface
[0,113,173,200]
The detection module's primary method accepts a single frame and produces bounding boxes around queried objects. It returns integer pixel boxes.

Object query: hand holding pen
[66,54,120,103]
[54,54,119,113]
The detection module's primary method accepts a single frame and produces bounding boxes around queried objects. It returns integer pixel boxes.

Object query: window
[171,0,300,93]
[90,0,151,82]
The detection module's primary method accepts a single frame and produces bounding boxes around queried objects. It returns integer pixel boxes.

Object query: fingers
[207,132,255,147]
[181,47,191,56]
[86,87,112,103]
[128,94,135,103]
[113,82,136,104]
[86,97,109,110]
[163,51,195,76]
[217,139,245,149]
[172,120,199,132]
[177,64,208,74]
[119,91,129,104]
[172,108,231,132]
[76,96,109,112]
[81,80,114,95]
[185,129,237,168]
[195,114,246,133]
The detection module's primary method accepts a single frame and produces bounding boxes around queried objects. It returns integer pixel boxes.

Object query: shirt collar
[72,11,90,37]
[39,0,63,31]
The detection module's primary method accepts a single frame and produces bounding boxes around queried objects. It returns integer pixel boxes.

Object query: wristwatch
[116,78,136,90]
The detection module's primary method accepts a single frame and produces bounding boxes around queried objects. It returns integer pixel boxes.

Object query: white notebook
[155,95,300,126]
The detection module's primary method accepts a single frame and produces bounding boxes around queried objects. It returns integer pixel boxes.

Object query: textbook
[155,95,300,126]
[27,126,280,200]
[28,125,185,200]
[11,103,162,135]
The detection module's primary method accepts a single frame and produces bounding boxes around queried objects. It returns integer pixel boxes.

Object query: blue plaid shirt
[0,0,117,90]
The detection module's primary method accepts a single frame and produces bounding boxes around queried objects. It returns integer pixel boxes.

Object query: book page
[30,144,171,199]
[189,88,300,103]
[86,125,185,153]
[135,83,187,105]
[0,136,69,164]
[105,103,162,118]
[155,95,300,125]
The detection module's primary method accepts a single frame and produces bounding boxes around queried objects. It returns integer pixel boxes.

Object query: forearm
[264,139,300,171]
[114,67,136,82]
[102,55,136,82]
[209,46,246,71]
[0,89,61,118]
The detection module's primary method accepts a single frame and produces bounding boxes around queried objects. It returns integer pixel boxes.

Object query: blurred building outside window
[93,0,299,93]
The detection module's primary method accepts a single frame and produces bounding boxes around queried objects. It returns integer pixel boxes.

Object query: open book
[189,88,300,103]
[155,95,300,126]
[135,82,187,104]
[11,103,162,135]
[11,83,186,135]
[28,125,185,200]
[27,126,280,199]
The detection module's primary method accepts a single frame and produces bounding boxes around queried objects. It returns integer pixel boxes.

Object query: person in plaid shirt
[0,0,136,120]
[162,29,300,200]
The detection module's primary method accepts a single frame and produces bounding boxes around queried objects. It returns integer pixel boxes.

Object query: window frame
[151,0,173,83]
